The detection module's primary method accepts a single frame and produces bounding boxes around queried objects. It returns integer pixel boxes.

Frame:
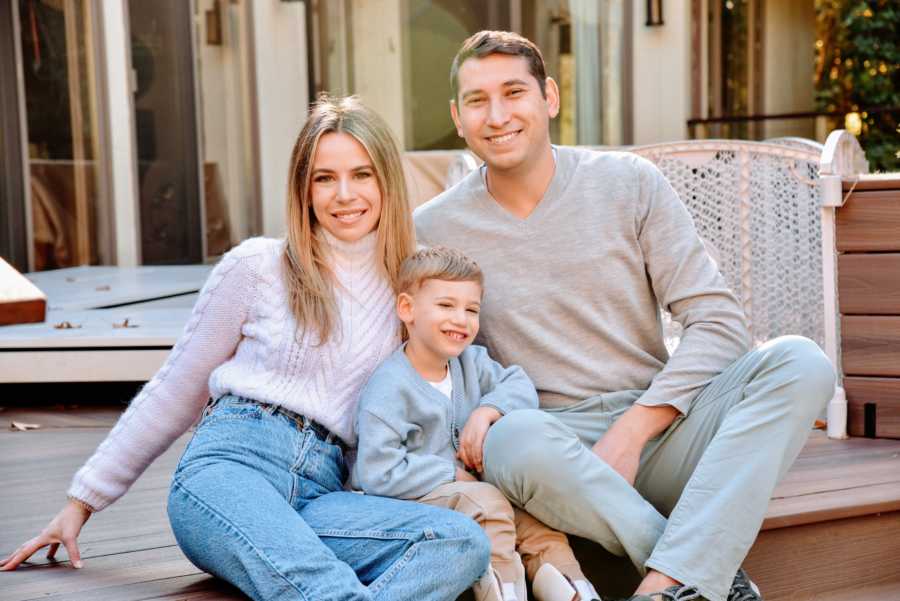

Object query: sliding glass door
[130,0,259,263]
[308,0,629,150]
[0,0,28,271]
[14,0,110,271]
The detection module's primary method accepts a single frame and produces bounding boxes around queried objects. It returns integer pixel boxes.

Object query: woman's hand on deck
[457,406,502,473]
[0,499,92,571]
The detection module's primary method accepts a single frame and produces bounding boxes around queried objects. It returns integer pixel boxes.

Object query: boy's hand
[457,406,502,472]
[455,467,478,482]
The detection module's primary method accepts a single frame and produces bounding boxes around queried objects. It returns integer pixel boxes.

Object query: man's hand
[457,406,502,473]
[455,467,478,482]
[591,403,679,485]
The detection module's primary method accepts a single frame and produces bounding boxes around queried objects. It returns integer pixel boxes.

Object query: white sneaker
[474,568,505,601]
[572,579,601,601]
[501,582,520,601]
[533,564,602,601]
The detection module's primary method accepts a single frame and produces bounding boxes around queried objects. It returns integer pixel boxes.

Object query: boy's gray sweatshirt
[352,344,538,499]
[414,146,751,414]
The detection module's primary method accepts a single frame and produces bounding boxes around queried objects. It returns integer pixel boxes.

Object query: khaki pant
[419,480,585,585]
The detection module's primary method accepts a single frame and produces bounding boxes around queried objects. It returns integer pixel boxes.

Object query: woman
[1,96,490,601]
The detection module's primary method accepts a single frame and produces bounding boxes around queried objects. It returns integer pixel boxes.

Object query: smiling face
[309,131,383,243]
[450,53,559,175]
[399,278,482,366]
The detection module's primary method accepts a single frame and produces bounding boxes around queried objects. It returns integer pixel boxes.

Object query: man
[414,30,835,601]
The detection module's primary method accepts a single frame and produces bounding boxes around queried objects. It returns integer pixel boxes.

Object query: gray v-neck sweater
[414,146,750,413]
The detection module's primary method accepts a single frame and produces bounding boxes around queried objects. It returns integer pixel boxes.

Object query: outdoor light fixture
[646,0,664,26]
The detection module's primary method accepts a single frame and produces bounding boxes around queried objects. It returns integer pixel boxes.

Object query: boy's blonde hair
[397,247,484,295]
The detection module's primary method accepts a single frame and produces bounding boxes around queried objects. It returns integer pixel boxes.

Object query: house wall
[196,0,256,246]
[630,0,692,144]
[250,0,308,238]
[350,0,407,148]
[762,0,816,140]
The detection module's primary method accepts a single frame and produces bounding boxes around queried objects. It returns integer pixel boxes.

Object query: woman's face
[309,132,383,243]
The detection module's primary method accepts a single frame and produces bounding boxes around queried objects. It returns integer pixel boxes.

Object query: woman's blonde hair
[284,95,414,342]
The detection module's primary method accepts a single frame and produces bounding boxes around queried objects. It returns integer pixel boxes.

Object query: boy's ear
[396,292,414,324]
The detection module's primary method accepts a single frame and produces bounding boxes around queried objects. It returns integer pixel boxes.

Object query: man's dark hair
[449,30,547,101]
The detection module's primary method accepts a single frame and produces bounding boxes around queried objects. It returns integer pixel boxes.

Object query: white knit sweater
[68,231,400,511]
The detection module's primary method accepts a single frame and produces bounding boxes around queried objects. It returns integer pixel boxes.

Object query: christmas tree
[815,0,899,171]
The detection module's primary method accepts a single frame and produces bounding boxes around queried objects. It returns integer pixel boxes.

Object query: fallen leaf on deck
[53,321,81,329]
[10,421,41,431]
[813,420,826,430]
[113,318,139,329]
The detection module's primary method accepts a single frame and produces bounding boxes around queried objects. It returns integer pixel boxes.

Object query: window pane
[19,0,109,271]
[195,0,259,258]
[130,0,203,265]
[403,1,511,150]
[309,0,626,150]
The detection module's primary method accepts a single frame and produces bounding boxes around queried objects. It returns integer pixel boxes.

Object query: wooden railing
[687,106,900,140]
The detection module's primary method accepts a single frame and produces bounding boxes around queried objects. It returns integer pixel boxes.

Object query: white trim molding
[250,0,308,238]
[98,0,140,266]
[819,130,869,439]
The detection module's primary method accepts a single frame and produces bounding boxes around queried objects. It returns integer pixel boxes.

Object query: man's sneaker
[619,584,704,601]
[727,569,762,601]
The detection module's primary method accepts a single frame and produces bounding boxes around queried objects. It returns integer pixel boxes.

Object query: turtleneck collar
[318,226,379,269]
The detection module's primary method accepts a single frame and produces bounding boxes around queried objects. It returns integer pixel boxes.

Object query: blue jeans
[168,395,490,601]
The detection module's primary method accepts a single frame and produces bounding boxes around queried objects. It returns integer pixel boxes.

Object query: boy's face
[450,53,559,174]
[398,278,482,362]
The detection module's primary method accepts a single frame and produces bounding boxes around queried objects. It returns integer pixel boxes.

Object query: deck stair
[2,404,898,601]
[743,432,900,600]
[0,265,208,383]
[568,431,900,601]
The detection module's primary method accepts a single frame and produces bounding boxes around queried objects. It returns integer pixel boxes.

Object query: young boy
[352,247,600,601]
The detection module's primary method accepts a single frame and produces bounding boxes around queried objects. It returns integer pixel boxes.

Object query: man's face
[451,53,559,174]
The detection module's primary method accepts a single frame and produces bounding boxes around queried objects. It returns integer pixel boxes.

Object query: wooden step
[744,432,900,600]
[0,257,46,326]
[2,413,899,601]
[790,579,900,601]
[762,431,900,529]
[746,510,900,600]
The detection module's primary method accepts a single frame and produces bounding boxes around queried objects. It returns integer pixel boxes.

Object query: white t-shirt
[428,366,453,399]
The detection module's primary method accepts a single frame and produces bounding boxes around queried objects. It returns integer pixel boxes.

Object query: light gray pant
[482,336,835,601]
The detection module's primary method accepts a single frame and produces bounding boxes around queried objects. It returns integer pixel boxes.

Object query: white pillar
[820,175,847,439]
[99,0,140,266]
[250,0,309,237]
[350,0,407,148]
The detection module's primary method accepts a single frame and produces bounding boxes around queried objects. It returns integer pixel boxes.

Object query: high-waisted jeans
[167,395,490,601]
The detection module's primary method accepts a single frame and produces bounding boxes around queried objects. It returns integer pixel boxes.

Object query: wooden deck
[1,402,899,601]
